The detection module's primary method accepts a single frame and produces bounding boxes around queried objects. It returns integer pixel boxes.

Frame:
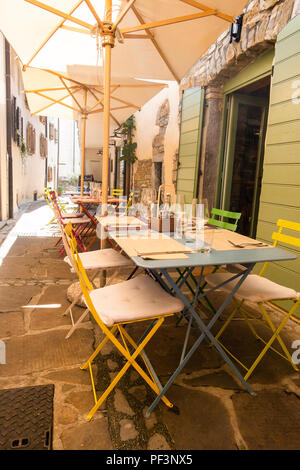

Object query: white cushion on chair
[89,275,184,325]
[62,212,84,219]
[65,217,91,225]
[205,272,300,303]
[64,248,134,270]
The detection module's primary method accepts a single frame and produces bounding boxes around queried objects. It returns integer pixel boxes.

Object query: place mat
[97,215,143,228]
[114,234,193,259]
[185,228,271,251]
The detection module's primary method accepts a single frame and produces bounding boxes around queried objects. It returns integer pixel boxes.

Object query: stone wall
[133,159,152,194]
[181,0,295,93]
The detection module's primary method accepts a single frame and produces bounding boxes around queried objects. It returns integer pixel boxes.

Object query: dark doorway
[221,77,270,237]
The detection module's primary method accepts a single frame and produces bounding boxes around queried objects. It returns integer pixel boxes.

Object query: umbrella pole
[80,113,87,199]
[100,0,115,250]
[102,42,111,215]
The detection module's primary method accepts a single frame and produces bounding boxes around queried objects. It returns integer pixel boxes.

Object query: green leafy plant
[17,130,27,160]
[119,115,137,164]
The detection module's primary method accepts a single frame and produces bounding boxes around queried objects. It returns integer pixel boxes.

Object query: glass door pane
[221,94,268,237]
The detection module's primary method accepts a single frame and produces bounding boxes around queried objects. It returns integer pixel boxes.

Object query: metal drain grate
[0,384,54,450]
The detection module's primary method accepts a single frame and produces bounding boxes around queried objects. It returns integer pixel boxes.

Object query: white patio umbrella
[21,65,166,194]
[0,0,249,207]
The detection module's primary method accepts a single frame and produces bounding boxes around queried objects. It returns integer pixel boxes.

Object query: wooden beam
[39,68,88,88]
[60,25,90,35]
[30,89,80,115]
[84,0,104,30]
[112,0,136,31]
[34,91,80,112]
[25,86,78,93]
[24,0,93,30]
[80,89,88,197]
[131,5,180,83]
[59,76,84,113]
[110,95,140,110]
[123,33,150,39]
[179,0,234,23]
[110,112,120,127]
[25,0,85,66]
[120,10,216,34]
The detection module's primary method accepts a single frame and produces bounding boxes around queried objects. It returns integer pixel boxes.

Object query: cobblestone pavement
[0,200,300,450]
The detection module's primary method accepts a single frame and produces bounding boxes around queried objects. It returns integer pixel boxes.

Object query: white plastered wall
[133,81,180,187]
[0,33,8,220]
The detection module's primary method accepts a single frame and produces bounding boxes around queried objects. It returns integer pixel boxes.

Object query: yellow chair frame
[65,222,175,421]
[214,219,300,381]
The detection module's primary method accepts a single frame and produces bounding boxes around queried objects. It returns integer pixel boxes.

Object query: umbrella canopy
[22,65,166,147]
[0,0,248,82]
[0,0,249,210]
[22,65,166,189]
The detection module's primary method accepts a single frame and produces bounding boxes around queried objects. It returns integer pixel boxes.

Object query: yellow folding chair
[111,188,123,197]
[205,219,300,381]
[65,225,184,422]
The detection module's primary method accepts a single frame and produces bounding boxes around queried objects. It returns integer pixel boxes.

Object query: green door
[256,14,300,320]
[176,87,204,204]
[220,93,268,237]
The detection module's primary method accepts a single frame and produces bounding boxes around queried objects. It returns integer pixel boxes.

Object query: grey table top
[108,230,297,270]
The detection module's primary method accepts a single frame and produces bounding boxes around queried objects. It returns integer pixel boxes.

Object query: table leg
[146,265,256,417]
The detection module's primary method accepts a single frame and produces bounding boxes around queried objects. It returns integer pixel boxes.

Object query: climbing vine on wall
[119,115,137,164]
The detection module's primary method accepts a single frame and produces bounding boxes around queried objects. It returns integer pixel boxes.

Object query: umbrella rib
[34,91,80,112]
[24,0,94,30]
[90,85,140,110]
[112,0,136,31]
[59,77,84,113]
[40,68,89,88]
[131,5,180,83]
[110,112,121,127]
[123,33,150,39]
[179,0,234,23]
[30,88,80,115]
[25,0,86,67]
[84,0,104,30]
[120,10,217,34]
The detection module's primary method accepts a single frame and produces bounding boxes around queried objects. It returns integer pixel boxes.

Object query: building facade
[178,0,300,317]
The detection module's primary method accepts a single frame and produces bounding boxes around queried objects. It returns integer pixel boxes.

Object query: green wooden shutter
[256,15,300,318]
[176,87,204,204]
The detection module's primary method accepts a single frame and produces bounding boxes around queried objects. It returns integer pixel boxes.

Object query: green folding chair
[176,208,241,324]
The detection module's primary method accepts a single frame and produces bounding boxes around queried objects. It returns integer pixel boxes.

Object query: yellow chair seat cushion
[88,275,184,325]
[64,248,134,270]
[205,273,300,303]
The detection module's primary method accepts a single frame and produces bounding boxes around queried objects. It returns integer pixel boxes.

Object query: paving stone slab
[232,389,300,450]
[44,368,91,386]
[60,419,113,450]
[39,258,76,280]
[147,433,170,450]
[29,285,86,331]
[161,385,236,450]
[0,329,94,377]
[0,312,25,338]
[182,370,242,390]
[125,319,222,377]
[0,285,41,311]
[212,319,297,385]
[120,419,138,442]
[0,259,41,280]
[65,390,97,415]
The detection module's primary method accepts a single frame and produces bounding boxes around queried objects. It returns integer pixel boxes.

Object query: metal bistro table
[109,229,297,416]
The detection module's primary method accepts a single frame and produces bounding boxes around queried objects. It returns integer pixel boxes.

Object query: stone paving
[0,200,300,450]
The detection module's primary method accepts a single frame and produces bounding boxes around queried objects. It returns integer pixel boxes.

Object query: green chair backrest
[208,208,241,232]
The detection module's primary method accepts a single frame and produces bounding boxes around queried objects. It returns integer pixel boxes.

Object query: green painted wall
[177,87,204,204]
[256,15,300,319]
